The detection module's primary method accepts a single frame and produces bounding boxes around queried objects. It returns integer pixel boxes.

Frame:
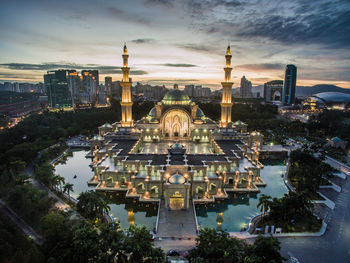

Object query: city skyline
[0,0,350,89]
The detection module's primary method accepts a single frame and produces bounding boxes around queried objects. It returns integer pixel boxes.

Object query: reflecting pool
[54,150,158,230]
[195,163,288,232]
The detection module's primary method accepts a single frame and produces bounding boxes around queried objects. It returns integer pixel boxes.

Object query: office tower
[240,76,252,98]
[264,80,283,103]
[220,45,233,128]
[202,87,211,97]
[120,44,133,127]
[105,76,112,96]
[44,70,74,110]
[82,70,99,103]
[68,71,81,104]
[282,64,297,105]
[194,85,202,97]
[184,85,194,97]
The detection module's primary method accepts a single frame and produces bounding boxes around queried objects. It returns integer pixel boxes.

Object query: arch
[272,90,281,101]
[161,108,192,138]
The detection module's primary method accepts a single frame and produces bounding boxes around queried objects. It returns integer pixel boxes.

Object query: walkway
[0,199,44,245]
[279,171,350,263]
[156,200,197,238]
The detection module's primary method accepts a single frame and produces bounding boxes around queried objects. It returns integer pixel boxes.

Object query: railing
[155,199,161,234]
[192,199,199,234]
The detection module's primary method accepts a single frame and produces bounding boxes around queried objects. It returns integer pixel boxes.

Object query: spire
[226,45,231,55]
[123,43,127,54]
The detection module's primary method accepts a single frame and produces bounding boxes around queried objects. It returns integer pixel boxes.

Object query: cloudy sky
[0,0,349,89]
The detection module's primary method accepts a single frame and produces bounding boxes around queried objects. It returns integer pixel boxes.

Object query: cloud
[184,0,350,50]
[158,63,198,67]
[131,38,155,44]
[144,0,173,8]
[235,63,284,71]
[0,63,148,75]
[106,7,151,25]
[176,43,214,53]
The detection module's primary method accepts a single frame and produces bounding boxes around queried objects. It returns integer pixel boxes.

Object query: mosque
[89,45,266,210]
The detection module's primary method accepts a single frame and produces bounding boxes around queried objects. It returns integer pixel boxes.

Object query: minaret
[120,44,133,127]
[219,45,233,128]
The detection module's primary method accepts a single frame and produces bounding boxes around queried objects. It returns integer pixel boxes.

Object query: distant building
[327,137,347,150]
[264,80,283,103]
[240,76,252,98]
[303,92,350,111]
[105,76,112,96]
[184,85,194,97]
[184,85,211,98]
[202,87,211,98]
[282,65,297,105]
[44,70,74,110]
[111,81,122,99]
[133,82,168,101]
[82,70,99,103]
[68,71,81,103]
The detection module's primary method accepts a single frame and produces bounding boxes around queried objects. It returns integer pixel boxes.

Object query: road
[279,166,350,262]
[0,199,44,245]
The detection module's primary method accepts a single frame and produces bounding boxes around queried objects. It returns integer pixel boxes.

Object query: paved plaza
[140,141,213,154]
[157,200,197,238]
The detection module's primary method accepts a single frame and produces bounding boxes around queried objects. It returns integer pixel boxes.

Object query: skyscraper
[240,76,252,98]
[81,70,99,103]
[105,76,112,96]
[282,65,297,105]
[44,70,74,110]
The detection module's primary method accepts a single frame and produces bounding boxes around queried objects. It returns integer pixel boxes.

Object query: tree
[72,223,100,262]
[63,183,73,201]
[257,194,272,219]
[188,228,248,262]
[77,191,110,220]
[246,235,286,263]
[123,226,165,263]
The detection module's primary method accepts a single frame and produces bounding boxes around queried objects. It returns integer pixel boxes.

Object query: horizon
[0,0,349,89]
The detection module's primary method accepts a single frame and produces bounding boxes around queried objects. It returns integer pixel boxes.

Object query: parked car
[167,250,180,257]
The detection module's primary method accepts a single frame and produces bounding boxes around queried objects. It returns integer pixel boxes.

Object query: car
[167,249,180,257]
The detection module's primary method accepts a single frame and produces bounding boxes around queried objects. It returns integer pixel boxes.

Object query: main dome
[162,89,191,105]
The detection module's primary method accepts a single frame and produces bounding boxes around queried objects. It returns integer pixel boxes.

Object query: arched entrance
[169,192,184,210]
[161,109,191,138]
[272,90,281,101]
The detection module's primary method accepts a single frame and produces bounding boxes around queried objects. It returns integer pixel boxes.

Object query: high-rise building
[68,71,81,103]
[264,80,283,103]
[111,81,122,99]
[220,45,233,128]
[120,44,133,127]
[240,76,252,98]
[81,70,99,103]
[282,64,297,105]
[184,85,194,97]
[105,76,112,96]
[44,70,74,110]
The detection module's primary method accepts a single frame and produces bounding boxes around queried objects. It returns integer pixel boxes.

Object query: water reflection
[55,150,158,230]
[195,163,288,232]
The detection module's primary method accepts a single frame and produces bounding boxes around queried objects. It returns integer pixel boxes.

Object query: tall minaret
[219,45,233,128]
[120,44,133,127]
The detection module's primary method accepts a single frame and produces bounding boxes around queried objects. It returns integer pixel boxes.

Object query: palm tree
[56,175,65,192]
[63,183,74,201]
[257,194,272,220]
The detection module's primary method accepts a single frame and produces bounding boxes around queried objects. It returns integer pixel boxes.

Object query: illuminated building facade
[89,46,267,211]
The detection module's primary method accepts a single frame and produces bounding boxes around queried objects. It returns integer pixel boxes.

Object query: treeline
[0,99,155,169]
[256,149,334,232]
[307,110,350,143]
[198,101,279,131]
[188,228,285,263]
